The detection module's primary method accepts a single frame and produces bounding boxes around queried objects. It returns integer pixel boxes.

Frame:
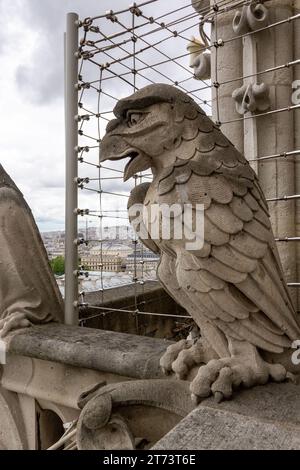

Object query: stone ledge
[154,405,300,450]
[6,323,172,380]
[153,382,300,450]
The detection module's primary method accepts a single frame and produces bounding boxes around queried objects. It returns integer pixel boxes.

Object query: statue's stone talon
[286,371,297,384]
[160,339,194,376]
[190,340,288,402]
[160,337,217,380]
[172,343,202,379]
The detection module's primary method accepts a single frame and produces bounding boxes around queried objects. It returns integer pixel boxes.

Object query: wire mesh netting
[75,0,213,321]
[67,0,300,323]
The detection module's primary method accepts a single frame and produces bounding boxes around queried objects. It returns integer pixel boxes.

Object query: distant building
[80,242,159,273]
[41,225,135,260]
[125,250,159,274]
[41,225,154,275]
[102,225,135,241]
[41,230,65,259]
[81,243,133,272]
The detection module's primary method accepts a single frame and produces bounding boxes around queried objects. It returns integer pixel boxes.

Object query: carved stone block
[232,82,271,114]
[233,2,269,35]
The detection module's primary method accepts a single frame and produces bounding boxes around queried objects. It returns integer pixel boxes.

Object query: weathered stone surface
[210,4,244,152]
[6,324,172,379]
[154,382,300,450]
[0,387,28,449]
[201,382,300,426]
[295,0,300,310]
[154,406,300,450]
[255,0,297,310]
[77,379,194,450]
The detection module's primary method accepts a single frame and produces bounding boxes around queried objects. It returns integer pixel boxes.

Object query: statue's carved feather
[106,83,300,356]
[145,130,299,354]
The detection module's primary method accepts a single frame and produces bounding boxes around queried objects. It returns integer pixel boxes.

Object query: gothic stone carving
[232,82,271,115]
[100,83,300,402]
[233,1,269,35]
[0,165,63,338]
[187,36,211,81]
[76,380,194,450]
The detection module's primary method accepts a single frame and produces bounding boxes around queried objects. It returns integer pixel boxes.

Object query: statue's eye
[127,111,144,127]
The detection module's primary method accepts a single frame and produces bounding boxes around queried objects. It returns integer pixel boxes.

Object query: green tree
[50,256,65,275]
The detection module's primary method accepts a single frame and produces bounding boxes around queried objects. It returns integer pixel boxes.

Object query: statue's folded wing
[128,182,160,255]
[0,165,64,325]
[156,158,300,354]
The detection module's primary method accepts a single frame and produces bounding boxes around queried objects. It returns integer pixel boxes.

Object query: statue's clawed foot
[190,340,288,404]
[0,313,32,338]
[160,337,217,379]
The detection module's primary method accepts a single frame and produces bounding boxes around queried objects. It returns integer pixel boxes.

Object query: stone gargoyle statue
[100,83,300,403]
[0,165,63,338]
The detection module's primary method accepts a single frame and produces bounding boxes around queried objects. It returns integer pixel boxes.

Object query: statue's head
[100,83,215,180]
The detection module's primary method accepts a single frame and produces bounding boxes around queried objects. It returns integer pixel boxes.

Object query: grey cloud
[12,0,202,106]
[39,175,65,189]
[16,54,63,105]
[13,0,138,105]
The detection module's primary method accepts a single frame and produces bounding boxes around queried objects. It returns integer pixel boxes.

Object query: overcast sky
[0,0,210,232]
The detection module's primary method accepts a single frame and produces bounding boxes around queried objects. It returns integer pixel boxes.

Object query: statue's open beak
[100,134,151,182]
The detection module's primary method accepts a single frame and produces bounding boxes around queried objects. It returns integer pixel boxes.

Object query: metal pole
[64,12,79,325]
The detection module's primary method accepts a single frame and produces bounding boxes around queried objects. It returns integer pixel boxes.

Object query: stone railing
[0,324,193,450]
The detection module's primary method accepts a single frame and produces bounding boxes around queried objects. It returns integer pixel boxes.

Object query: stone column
[294,0,300,311]
[210,1,244,152]
[195,1,298,308]
[256,0,296,308]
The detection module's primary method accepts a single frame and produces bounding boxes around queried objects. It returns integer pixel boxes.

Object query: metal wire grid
[65,0,300,326]
[73,0,211,324]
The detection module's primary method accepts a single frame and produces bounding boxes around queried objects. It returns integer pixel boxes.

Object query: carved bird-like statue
[100,83,300,402]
